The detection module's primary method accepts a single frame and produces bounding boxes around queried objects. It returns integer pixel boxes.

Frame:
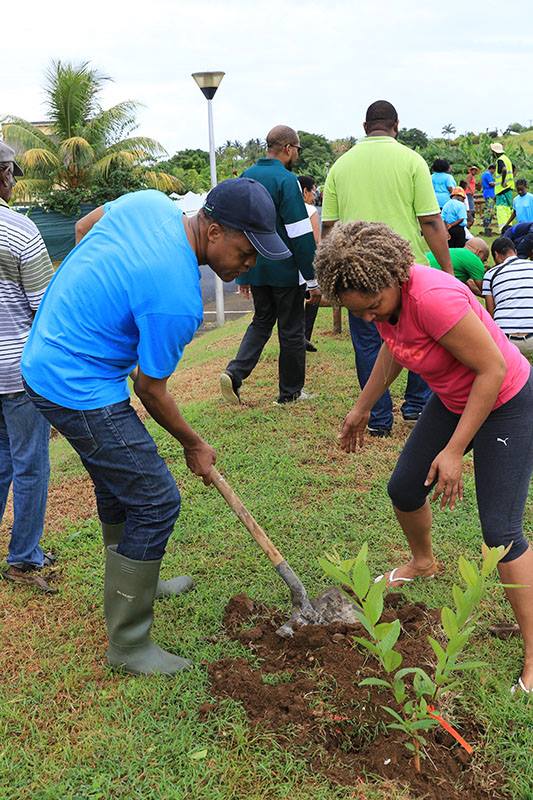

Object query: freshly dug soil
[208,593,505,800]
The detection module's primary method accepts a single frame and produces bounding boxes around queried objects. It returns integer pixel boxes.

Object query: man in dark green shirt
[220,125,320,405]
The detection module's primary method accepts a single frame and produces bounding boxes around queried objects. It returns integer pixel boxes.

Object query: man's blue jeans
[23,382,181,562]
[0,391,50,567]
[348,313,431,430]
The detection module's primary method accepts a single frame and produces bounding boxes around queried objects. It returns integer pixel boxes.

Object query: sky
[2,0,533,158]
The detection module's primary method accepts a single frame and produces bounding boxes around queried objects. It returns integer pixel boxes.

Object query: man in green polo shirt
[321,100,452,436]
[426,236,489,296]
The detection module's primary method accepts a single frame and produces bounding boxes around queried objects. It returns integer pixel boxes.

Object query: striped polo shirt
[482,255,533,333]
[0,199,54,392]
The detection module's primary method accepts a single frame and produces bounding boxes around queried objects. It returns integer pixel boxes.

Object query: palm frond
[104,137,167,160]
[19,148,61,172]
[142,170,183,193]
[83,102,141,146]
[44,60,110,139]
[11,178,50,203]
[59,137,95,168]
[90,151,140,178]
[1,120,58,153]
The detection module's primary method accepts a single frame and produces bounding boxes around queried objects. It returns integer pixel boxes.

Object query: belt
[506,333,533,341]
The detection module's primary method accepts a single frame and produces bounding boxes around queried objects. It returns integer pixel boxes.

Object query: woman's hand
[339,406,370,452]
[425,447,464,510]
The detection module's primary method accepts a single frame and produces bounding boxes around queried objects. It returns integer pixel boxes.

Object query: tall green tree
[2,60,179,203]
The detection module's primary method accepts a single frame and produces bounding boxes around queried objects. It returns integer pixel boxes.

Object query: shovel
[209,468,358,637]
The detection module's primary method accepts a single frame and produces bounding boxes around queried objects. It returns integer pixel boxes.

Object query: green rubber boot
[104,546,192,675]
[101,522,194,599]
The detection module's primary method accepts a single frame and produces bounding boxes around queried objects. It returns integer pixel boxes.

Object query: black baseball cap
[203,178,291,260]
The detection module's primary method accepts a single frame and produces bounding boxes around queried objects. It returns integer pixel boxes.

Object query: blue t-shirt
[513,192,533,223]
[431,172,456,208]
[22,191,203,410]
[481,170,495,198]
[441,198,467,227]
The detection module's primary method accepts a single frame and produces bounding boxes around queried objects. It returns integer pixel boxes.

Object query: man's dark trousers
[348,313,431,430]
[227,285,306,403]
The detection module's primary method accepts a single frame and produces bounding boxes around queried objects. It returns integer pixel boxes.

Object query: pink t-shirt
[375,265,530,414]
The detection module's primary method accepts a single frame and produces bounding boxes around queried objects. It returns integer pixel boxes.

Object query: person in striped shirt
[0,144,55,591]
[220,126,320,405]
[482,237,533,356]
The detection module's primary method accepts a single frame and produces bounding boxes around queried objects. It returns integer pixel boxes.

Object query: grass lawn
[1,308,532,800]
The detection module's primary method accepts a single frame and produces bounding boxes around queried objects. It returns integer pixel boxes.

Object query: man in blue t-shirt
[481,164,496,235]
[22,179,290,677]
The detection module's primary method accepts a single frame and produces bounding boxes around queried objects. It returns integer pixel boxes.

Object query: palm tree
[441,123,457,140]
[2,60,180,201]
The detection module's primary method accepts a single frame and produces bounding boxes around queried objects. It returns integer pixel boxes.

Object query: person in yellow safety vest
[491,142,515,230]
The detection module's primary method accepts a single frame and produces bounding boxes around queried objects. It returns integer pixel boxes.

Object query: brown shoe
[1,565,58,594]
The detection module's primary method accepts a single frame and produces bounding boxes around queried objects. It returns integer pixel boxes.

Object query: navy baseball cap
[203,178,291,260]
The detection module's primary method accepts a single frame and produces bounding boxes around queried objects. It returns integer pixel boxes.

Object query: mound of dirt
[208,594,504,800]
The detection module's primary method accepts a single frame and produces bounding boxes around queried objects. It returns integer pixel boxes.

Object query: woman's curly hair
[315,221,414,304]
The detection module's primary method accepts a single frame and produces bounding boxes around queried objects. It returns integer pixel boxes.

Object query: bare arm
[466,278,483,296]
[418,213,453,275]
[321,219,336,239]
[484,294,496,317]
[425,310,506,508]
[340,343,403,451]
[310,211,321,245]
[75,206,104,244]
[133,368,216,484]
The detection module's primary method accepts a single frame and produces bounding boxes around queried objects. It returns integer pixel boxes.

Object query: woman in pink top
[315,221,533,696]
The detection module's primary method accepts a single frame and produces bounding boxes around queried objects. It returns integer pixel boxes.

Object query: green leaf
[446,632,469,658]
[441,607,458,639]
[363,581,385,626]
[388,722,409,732]
[353,636,379,656]
[393,677,407,704]
[359,678,392,688]
[188,748,208,760]
[411,719,437,731]
[351,609,375,637]
[452,584,466,615]
[356,541,369,563]
[404,742,416,752]
[458,556,479,588]
[318,557,351,588]
[381,706,404,724]
[449,660,486,672]
[351,559,371,600]
[382,649,403,673]
[428,636,447,668]
[377,619,401,653]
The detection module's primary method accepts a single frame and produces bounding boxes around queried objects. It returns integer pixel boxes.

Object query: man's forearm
[134,384,201,448]
[321,220,336,239]
[420,215,453,274]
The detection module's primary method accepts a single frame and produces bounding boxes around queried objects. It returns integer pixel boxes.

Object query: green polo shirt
[426,248,485,284]
[237,158,316,287]
[322,136,439,265]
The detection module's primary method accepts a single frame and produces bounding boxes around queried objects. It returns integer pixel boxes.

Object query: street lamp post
[192,70,225,327]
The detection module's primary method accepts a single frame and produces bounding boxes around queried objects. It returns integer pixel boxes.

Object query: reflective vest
[494,154,515,195]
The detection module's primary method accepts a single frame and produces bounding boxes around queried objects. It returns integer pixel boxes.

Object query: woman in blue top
[441,186,468,248]
[431,159,456,208]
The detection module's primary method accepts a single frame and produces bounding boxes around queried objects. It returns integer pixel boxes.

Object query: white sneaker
[219,372,240,405]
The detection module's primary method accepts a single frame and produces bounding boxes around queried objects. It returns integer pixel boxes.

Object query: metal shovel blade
[275,560,358,637]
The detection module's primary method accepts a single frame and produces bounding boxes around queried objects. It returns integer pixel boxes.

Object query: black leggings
[387,369,533,563]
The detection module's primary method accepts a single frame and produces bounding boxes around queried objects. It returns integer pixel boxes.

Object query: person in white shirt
[298,175,321,352]
[482,237,533,355]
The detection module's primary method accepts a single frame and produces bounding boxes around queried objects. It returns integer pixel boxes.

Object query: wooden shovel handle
[209,467,284,567]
